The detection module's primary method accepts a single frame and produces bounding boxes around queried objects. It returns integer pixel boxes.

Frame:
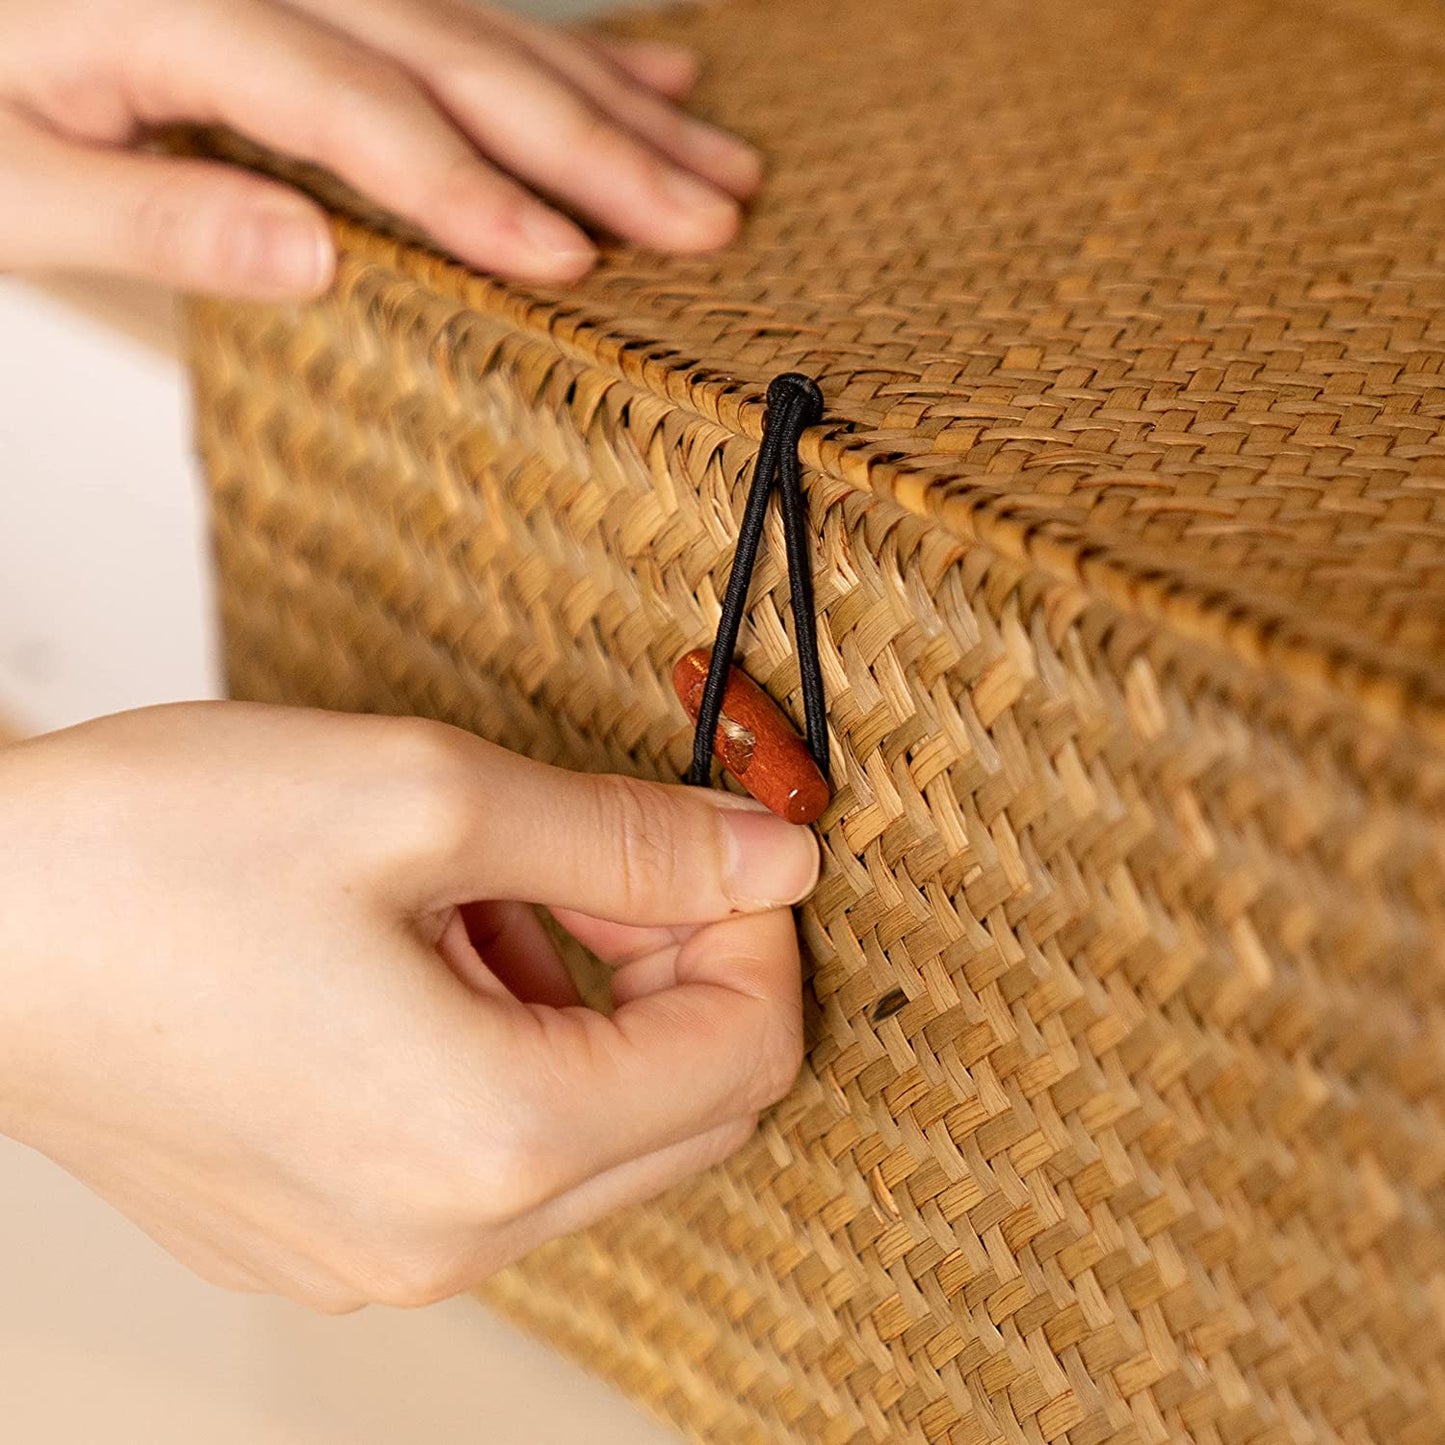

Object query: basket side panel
[188,267,1445,1445]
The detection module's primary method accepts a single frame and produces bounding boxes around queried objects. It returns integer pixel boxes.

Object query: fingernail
[718,802,820,909]
[253,211,333,294]
[519,208,596,272]
[657,166,739,223]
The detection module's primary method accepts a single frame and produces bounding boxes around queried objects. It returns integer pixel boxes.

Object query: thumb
[0,110,333,297]
[412,734,820,927]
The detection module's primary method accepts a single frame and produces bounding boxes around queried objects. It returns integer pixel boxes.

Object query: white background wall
[0,284,218,733]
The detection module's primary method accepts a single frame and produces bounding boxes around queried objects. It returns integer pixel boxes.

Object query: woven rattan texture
[190,0,1445,751]
[185,0,1445,1439]
[596,0,1445,744]
[190,252,1445,1441]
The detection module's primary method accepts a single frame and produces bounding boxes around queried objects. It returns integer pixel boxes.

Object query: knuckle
[328,51,416,112]
[318,1297,366,1316]
[305,1290,367,1316]
[622,88,688,148]
[126,177,197,274]
[373,717,477,855]
[385,1273,463,1309]
[344,1243,465,1311]
[127,176,280,286]
[458,1020,594,1218]
[376,1264,456,1310]
[415,151,493,225]
[714,1114,761,1163]
[483,1112,566,1219]
[385,713,469,781]
[556,99,636,166]
[741,1002,805,1112]
[402,1026,575,1222]
[589,773,682,918]
[310,54,424,154]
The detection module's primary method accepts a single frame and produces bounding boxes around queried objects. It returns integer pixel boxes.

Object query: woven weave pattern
[187,0,1445,1439]
[606,0,1445,744]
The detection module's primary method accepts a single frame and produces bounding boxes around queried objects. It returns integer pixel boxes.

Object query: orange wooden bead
[673,648,831,825]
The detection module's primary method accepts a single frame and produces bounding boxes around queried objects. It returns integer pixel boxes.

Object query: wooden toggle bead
[673,648,831,825]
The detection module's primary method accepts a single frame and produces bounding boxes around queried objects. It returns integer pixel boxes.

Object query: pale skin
[0,1,816,1313]
[0,0,762,293]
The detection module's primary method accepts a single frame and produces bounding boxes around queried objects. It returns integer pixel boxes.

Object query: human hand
[0,0,760,295]
[0,702,815,1311]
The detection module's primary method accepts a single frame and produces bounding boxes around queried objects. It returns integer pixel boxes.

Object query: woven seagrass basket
[185,0,1445,1439]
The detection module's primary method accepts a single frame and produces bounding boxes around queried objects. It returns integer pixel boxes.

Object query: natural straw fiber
[185,0,1445,1439]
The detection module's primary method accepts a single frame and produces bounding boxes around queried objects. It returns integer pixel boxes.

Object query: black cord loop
[688,372,829,788]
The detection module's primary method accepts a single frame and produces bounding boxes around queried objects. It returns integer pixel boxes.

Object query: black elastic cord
[688,372,829,787]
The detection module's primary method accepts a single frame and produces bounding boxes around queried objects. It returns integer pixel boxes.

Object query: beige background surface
[1,1126,670,1444]
[0,0,680,1433]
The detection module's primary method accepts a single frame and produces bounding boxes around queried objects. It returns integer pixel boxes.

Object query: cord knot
[766,372,824,425]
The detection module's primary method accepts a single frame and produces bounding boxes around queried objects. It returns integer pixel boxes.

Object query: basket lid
[579,0,1445,745]
[200,0,1445,747]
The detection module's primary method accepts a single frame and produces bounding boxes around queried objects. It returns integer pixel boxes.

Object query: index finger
[500,907,804,1203]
